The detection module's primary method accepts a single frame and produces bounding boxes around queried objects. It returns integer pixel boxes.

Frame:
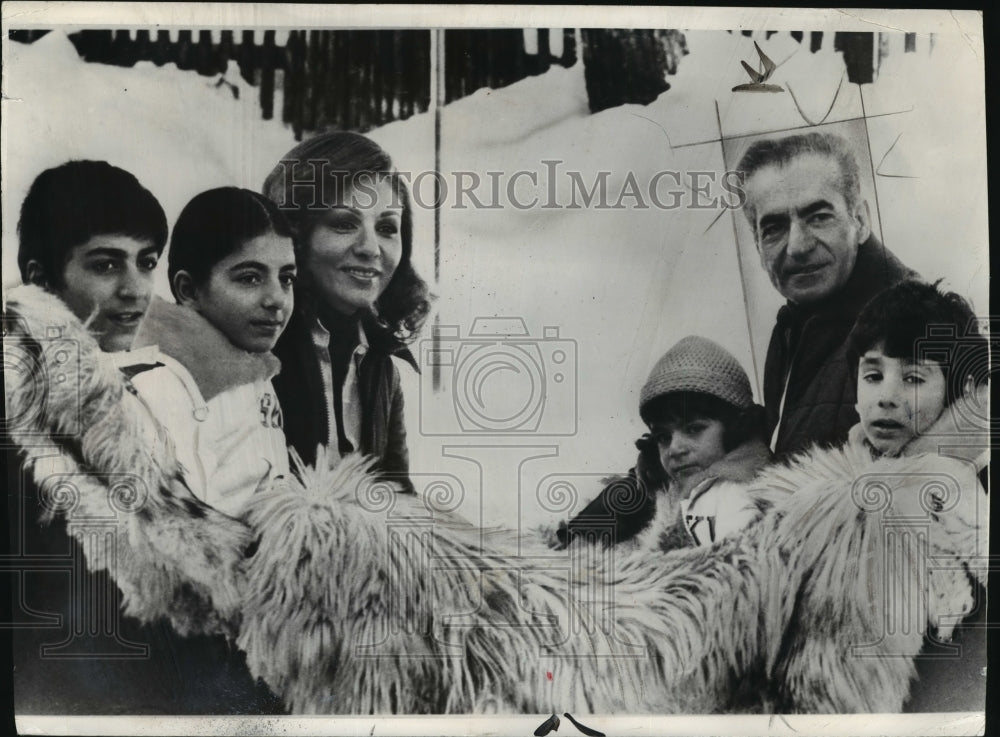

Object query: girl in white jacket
[126,187,297,517]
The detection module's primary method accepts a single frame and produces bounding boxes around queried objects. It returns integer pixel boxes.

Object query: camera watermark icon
[849,470,987,659]
[6,470,151,659]
[2,316,81,439]
[913,317,996,438]
[537,473,646,517]
[348,470,471,654]
[419,318,578,436]
[535,472,647,550]
[36,471,152,522]
[353,470,468,519]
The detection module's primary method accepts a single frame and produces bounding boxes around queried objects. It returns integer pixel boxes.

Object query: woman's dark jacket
[272,306,417,493]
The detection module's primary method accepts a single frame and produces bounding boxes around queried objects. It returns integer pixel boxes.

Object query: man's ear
[853,200,872,244]
[172,270,199,307]
[24,260,49,288]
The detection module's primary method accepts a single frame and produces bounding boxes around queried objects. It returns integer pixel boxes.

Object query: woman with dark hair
[554,336,774,551]
[263,132,431,492]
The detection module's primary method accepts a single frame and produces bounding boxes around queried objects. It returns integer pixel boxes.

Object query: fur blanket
[3,287,250,639]
[3,285,989,714]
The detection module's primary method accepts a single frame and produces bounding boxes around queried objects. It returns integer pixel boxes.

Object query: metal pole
[431,28,445,390]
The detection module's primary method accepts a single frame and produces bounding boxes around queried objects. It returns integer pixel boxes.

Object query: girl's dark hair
[847,279,989,406]
[262,131,431,341]
[18,160,168,288]
[639,391,768,452]
[167,187,293,301]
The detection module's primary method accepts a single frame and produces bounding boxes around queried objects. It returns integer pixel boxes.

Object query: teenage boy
[8,161,284,714]
[7,160,175,714]
[7,161,281,714]
[16,160,167,351]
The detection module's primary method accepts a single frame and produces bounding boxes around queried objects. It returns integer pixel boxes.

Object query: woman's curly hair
[263,131,432,342]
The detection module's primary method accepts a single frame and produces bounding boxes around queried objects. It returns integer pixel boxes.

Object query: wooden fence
[9,29,927,138]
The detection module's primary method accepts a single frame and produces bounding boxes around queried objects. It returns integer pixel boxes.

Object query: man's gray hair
[736,131,862,232]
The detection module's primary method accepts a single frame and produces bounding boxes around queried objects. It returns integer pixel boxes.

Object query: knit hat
[639,336,753,421]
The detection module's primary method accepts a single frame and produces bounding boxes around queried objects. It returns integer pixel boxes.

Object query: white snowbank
[2,28,988,529]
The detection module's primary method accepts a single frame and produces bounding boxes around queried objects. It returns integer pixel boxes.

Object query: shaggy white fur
[3,285,988,714]
[4,285,251,638]
[238,443,986,714]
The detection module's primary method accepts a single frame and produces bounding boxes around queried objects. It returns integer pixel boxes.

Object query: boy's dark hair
[639,391,768,454]
[17,160,168,287]
[167,187,294,301]
[847,279,989,405]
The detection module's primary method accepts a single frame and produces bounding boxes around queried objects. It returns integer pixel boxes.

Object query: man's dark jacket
[763,236,917,457]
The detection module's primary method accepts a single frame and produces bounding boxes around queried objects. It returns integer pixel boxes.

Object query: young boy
[844,279,990,713]
[8,160,177,714]
[7,166,284,714]
[16,160,168,351]
[846,279,990,466]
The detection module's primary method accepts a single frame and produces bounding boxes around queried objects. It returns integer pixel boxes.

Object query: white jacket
[678,478,761,546]
[124,298,290,517]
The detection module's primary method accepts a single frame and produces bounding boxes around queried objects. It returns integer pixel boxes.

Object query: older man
[737,132,918,457]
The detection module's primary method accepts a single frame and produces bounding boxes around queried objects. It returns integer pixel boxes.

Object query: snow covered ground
[2,24,988,530]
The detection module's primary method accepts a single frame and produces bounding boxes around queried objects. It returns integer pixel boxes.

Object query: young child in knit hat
[555,335,774,550]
